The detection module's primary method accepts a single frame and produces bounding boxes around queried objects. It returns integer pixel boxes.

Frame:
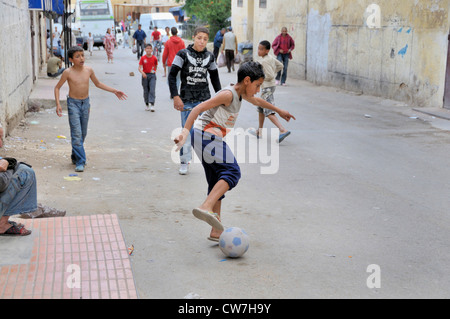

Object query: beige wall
[232,0,450,108]
[0,2,46,134]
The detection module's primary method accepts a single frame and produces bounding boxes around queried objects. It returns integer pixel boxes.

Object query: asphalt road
[5,45,450,298]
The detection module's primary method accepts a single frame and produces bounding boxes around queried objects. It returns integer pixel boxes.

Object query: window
[259,0,267,8]
[237,0,243,7]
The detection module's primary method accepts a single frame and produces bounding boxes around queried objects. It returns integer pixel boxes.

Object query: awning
[28,0,64,15]
[169,6,185,16]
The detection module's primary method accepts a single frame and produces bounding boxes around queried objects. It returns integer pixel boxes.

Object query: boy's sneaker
[248,128,261,139]
[277,131,291,143]
[150,105,155,112]
[145,103,150,111]
[75,165,84,172]
[179,163,189,175]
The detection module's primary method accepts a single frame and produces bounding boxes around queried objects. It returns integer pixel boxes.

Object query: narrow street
[3,45,450,298]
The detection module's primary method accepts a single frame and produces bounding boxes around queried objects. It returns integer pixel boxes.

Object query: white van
[139,12,180,37]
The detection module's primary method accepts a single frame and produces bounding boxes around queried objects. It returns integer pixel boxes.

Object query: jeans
[180,101,201,164]
[0,164,37,217]
[67,96,90,166]
[276,53,290,84]
[142,73,156,104]
[48,68,65,78]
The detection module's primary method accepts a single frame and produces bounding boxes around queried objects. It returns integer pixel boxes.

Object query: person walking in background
[272,27,295,86]
[162,27,185,95]
[213,28,226,62]
[87,32,94,56]
[103,28,117,63]
[133,24,147,60]
[221,27,238,73]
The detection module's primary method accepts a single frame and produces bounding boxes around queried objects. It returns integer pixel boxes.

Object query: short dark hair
[145,43,153,48]
[259,40,271,50]
[194,26,209,36]
[68,46,83,59]
[237,61,265,83]
[171,27,178,36]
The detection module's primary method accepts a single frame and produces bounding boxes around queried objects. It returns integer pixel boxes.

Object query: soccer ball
[219,227,250,258]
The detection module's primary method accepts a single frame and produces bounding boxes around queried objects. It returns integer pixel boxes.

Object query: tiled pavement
[0,214,138,299]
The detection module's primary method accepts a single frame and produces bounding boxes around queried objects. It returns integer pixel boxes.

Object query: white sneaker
[145,106,150,111]
[150,105,155,112]
[179,163,189,175]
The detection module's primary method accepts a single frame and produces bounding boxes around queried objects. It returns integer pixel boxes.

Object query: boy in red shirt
[139,44,158,111]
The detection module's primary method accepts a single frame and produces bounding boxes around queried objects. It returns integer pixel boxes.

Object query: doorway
[444,33,450,109]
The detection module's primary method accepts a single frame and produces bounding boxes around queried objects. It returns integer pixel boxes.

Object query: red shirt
[139,54,158,73]
[152,30,161,41]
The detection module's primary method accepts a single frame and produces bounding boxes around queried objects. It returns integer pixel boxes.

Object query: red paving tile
[0,214,138,299]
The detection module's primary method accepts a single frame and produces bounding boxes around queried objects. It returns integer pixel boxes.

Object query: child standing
[54,46,127,172]
[174,61,295,241]
[250,40,291,143]
[168,26,222,175]
[139,44,158,112]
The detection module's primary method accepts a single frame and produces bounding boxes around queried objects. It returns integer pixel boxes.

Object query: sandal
[207,236,220,242]
[192,208,224,232]
[0,224,32,236]
[8,221,24,228]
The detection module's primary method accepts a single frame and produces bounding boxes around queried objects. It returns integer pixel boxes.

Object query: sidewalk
[0,214,138,299]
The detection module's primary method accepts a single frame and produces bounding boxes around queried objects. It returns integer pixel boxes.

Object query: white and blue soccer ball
[219,227,250,258]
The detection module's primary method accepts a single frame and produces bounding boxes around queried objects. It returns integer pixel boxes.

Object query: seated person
[0,125,37,236]
[47,55,65,78]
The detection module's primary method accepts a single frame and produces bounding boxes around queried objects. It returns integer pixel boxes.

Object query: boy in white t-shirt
[249,40,291,143]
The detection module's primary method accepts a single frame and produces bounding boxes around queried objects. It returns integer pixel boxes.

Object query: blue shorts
[191,129,241,200]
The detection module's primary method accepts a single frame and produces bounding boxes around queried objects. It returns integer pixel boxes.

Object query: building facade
[232,0,450,109]
[0,1,47,134]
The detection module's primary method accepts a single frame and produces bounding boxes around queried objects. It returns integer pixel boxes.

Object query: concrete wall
[0,2,46,135]
[232,0,450,108]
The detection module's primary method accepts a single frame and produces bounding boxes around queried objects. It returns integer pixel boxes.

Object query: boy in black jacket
[169,27,222,175]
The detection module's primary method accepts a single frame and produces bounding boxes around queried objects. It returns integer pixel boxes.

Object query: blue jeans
[180,101,201,164]
[276,53,290,84]
[0,164,37,217]
[67,96,90,166]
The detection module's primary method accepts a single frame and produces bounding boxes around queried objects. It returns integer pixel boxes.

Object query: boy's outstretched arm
[54,70,69,117]
[90,71,128,100]
[245,96,296,122]
[174,90,233,151]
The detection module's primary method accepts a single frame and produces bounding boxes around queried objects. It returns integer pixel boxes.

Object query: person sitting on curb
[47,54,65,78]
[0,125,37,236]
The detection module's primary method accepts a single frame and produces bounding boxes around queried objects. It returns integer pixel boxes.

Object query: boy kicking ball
[174,61,296,241]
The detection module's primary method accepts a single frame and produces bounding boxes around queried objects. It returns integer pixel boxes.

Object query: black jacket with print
[169,44,222,103]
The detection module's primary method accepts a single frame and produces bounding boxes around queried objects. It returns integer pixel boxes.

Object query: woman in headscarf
[103,28,117,63]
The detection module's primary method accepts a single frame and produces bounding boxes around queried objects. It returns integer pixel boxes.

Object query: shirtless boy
[54,46,127,172]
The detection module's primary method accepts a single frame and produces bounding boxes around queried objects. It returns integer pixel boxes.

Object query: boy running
[250,40,291,143]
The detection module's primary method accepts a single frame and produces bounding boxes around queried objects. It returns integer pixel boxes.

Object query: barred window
[237,0,243,7]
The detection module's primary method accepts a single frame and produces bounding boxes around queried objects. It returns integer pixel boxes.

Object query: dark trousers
[142,73,156,104]
[213,46,220,61]
[136,40,145,60]
[225,49,235,72]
